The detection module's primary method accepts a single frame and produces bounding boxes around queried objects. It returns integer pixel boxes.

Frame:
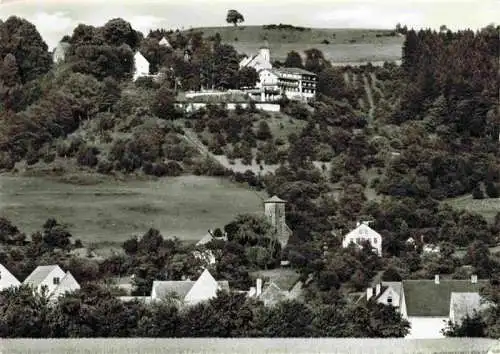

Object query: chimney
[366,287,374,301]
[434,274,440,284]
[256,278,262,297]
[375,283,381,296]
[356,221,361,227]
[471,274,478,284]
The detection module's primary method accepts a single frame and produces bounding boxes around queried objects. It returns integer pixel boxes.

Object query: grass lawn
[0,174,264,246]
[191,26,404,63]
[444,194,499,223]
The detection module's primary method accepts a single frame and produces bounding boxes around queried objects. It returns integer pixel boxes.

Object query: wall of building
[175,102,280,113]
[38,267,66,294]
[0,266,20,291]
[406,317,448,339]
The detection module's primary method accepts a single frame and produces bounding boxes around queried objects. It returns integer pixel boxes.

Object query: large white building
[257,67,316,102]
[342,221,383,256]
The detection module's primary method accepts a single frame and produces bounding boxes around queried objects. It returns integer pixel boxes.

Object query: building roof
[264,195,286,203]
[403,280,489,317]
[23,265,61,287]
[159,37,171,47]
[252,269,301,291]
[260,282,288,305]
[196,233,214,246]
[450,292,488,323]
[274,67,316,76]
[343,223,382,241]
[152,269,229,301]
[58,271,79,290]
[0,264,20,287]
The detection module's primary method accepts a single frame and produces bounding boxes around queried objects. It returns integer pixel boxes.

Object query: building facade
[133,52,150,81]
[258,68,316,102]
[0,264,21,291]
[342,221,383,256]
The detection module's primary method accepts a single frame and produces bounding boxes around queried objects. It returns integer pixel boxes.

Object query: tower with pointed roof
[264,195,289,248]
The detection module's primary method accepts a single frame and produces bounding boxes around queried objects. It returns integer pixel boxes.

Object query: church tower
[264,195,288,247]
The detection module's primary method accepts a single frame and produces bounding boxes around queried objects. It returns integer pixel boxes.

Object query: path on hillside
[369,72,384,98]
[362,74,375,122]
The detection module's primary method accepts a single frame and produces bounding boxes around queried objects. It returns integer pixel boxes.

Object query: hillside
[185,26,404,63]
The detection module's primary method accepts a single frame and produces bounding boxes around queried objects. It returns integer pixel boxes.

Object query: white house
[151,269,229,307]
[23,265,80,300]
[257,67,316,102]
[0,264,21,291]
[239,45,272,72]
[133,51,150,81]
[363,275,488,339]
[158,36,172,48]
[342,221,383,256]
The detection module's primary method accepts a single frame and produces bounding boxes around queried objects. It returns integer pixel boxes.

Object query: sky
[0,0,498,50]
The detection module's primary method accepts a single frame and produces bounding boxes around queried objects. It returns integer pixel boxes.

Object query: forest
[0,16,499,337]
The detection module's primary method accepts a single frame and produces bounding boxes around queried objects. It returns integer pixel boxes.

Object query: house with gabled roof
[151,268,229,307]
[362,274,489,339]
[247,269,304,307]
[239,44,272,72]
[133,51,150,81]
[342,221,382,256]
[0,264,21,291]
[23,265,80,300]
[159,36,172,48]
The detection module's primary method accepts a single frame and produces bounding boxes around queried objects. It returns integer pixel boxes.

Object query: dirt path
[362,74,375,122]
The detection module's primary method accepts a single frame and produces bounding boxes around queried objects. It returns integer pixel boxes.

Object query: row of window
[355,237,378,244]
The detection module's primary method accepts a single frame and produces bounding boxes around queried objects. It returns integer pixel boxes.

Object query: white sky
[0,0,498,49]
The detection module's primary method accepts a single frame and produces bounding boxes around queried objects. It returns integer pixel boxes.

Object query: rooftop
[264,195,286,203]
[274,67,316,76]
[23,265,61,287]
[403,279,489,317]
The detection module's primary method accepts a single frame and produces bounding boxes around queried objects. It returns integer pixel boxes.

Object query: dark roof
[152,280,195,299]
[403,280,489,317]
[264,195,286,203]
[275,67,316,76]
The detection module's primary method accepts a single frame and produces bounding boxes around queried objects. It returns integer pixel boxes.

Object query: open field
[191,26,404,63]
[0,338,497,354]
[0,174,264,246]
[444,195,499,223]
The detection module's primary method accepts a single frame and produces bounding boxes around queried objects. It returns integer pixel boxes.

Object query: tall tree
[284,51,303,68]
[226,10,245,26]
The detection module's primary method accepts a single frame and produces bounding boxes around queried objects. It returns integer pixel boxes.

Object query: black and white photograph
[0,0,499,352]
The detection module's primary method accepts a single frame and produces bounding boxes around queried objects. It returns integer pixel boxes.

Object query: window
[387,296,393,304]
[373,238,377,244]
[53,277,60,285]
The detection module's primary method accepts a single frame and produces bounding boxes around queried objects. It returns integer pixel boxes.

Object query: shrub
[485,181,499,198]
[472,185,484,199]
[97,159,113,174]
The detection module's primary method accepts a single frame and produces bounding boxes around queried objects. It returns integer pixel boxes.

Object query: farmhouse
[0,264,21,291]
[247,270,304,307]
[23,265,80,300]
[342,221,382,256]
[133,51,150,81]
[258,67,317,102]
[361,275,489,339]
[239,45,272,72]
[150,268,229,306]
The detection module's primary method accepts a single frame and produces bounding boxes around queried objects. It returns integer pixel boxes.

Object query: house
[133,51,150,81]
[23,265,80,300]
[247,269,303,307]
[151,268,229,306]
[0,264,21,291]
[257,67,317,102]
[239,45,272,72]
[264,195,292,249]
[342,221,382,256]
[363,274,489,339]
[158,36,172,48]
[53,41,70,64]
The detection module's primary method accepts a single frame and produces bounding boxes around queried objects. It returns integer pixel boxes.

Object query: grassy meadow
[444,194,499,223]
[0,174,264,246]
[0,338,497,354]
[192,26,404,63]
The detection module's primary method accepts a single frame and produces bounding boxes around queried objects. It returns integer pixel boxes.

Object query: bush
[485,181,499,198]
[472,185,484,199]
[97,159,113,174]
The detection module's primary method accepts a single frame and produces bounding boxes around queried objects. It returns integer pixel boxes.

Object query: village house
[247,270,304,307]
[0,264,21,291]
[342,221,383,256]
[361,274,489,339]
[150,268,229,307]
[23,265,80,300]
[257,67,317,102]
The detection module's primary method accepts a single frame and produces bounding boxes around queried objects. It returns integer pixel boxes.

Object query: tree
[238,67,257,88]
[442,312,487,337]
[226,10,244,27]
[256,120,272,140]
[284,51,303,68]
